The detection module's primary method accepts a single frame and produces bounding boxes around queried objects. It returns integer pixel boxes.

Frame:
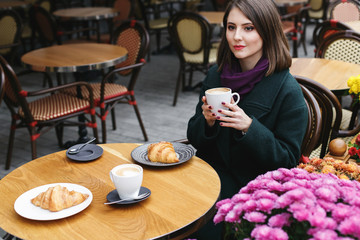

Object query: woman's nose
[234,29,242,40]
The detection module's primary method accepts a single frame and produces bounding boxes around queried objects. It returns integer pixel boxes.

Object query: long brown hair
[217,0,292,75]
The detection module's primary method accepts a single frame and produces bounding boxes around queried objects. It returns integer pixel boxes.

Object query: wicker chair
[0,9,23,65]
[307,0,329,24]
[316,29,360,64]
[327,0,360,22]
[312,19,351,52]
[168,11,218,106]
[295,75,360,159]
[62,20,149,143]
[136,0,170,60]
[0,55,99,170]
[298,83,322,158]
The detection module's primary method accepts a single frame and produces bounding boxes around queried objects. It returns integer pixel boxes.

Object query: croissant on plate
[31,185,89,212]
[147,141,179,163]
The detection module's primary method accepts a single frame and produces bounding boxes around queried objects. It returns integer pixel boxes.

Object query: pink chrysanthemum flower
[308,228,338,240]
[231,193,251,203]
[268,213,291,228]
[338,215,360,238]
[315,186,339,202]
[243,211,267,223]
[256,198,275,213]
[251,225,288,240]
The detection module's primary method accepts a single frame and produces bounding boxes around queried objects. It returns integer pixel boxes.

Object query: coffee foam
[116,167,140,177]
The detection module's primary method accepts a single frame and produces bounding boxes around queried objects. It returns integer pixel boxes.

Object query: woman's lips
[234,45,245,50]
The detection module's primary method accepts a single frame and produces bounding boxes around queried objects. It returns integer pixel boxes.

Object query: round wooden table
[0,143,221,240]
[21,43,127,73]
[345,20,360,33]
[290,58,360,91]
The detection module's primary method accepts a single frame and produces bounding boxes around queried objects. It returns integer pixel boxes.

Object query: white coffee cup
[205,87,240,116]
[110,164,143,199]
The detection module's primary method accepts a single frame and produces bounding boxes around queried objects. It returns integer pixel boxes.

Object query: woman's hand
[201,96,216,127]
[216,101,252,132]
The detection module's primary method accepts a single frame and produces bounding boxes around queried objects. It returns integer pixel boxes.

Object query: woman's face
[226,7,263,69]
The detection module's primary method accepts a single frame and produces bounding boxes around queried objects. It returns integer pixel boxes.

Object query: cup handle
[231,92,240,105]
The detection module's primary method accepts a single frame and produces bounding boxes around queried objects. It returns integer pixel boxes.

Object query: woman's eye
[245,26,255,31]
[227,25,235,31]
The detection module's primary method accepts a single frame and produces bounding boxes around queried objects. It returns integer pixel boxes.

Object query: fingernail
[209,106,212,110]
[220,122,223,126]
[212,113,216,116]
[216,116,220,120]
[221,102,225,105]
[218,109,222,113]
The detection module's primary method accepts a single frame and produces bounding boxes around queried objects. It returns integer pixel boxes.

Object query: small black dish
[66,144,103,162]
[106,186,151,205]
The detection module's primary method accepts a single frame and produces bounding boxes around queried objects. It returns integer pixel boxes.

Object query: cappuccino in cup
[205,87,240,116]
[115,167,141,177]
[110,164,143,199]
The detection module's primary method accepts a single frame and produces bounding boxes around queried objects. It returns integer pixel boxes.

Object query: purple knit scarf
[221,56,269,96]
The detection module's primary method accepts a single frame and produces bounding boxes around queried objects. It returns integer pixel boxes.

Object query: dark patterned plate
[66,144,103,162]
[131,142,195,167]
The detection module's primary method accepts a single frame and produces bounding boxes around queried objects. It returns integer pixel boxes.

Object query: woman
[188,0,308,201]
[187,1,308,238]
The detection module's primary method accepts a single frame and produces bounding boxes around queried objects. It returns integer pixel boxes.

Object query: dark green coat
[187,65,308,199]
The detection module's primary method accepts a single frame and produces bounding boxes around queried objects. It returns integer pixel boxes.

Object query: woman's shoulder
[269,69,299,88]
[208,64,220,76]
[203,64,221,87]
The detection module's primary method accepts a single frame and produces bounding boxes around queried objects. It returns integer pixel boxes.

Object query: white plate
[14,183,93,221]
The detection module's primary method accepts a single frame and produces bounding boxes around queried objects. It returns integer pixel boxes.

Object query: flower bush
[214,168,360,240]
[348,134,360,163]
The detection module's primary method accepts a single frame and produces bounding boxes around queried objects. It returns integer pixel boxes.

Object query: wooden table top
[53,7,119,21]
[21,43,128,73]
[290,58,360,91]
[273,0,308,6]
[0,143,221,240]
[0,0,27,9]
[198,11,224,25]
[345,20,360,33]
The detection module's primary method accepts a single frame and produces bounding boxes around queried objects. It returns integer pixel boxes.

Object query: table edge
[53,8,119,21]
[22,53,128,73]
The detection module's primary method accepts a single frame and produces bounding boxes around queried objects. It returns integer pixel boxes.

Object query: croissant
[31,185,89,212]
[147,141,179,163]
